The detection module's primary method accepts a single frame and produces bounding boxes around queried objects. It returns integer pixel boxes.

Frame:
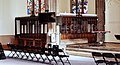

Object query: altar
[57,13,98,43]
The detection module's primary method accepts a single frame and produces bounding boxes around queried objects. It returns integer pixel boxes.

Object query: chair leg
[39,54,45,62]
[21,52,28,59]
[12,51,18,58]
[66,57,71,65]
[16,52,20,58]
[18,52,23,58]
[33,54,39,61]
[28,53,33,60]
[59,57,65,65]
[45,55,52,64]
[58,57,71,65]
[7,51,13,57]
[52,56,58,65]
[95,63,98,65]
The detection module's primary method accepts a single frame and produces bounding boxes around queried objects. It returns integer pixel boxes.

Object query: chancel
[0,0,120,65]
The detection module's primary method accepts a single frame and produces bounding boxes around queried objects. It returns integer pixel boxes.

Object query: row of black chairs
[92,52,120,65]
[7,44,71,65]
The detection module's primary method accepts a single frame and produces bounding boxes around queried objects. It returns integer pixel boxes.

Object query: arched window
[27,0,49,15]
[71,0,88,14]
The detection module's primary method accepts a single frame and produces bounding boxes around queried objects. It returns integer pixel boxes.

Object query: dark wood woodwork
[81,0,84,14]
[75,0,78,14]
[15,12,56,47]
[15,16,48,47]
[39,0,41,13]
[15,14,98,47]
[57,15,98,43]
[61,33,97,43]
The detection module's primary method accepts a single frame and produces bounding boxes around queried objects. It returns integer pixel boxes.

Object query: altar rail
[57,15,98,43]
[15,16,47,47]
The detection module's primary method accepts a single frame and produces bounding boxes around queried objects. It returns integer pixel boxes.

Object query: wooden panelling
[15,16,48,47]
[61,33,97,43]
[58,16,98,43]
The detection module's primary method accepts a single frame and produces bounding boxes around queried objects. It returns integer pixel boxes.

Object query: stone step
[66,50,92,57]
[66,42,120,57]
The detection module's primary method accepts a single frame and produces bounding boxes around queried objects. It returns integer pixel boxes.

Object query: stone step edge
[66,48,120,54]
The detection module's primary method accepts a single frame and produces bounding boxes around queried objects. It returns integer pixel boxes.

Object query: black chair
[0,43,6,59]
[91,52,105,65]
[7,44,18,58]
[43,44,55,64]
[42,44,59,64]
[15,45,24,58]
[114,54,120,65]
[44,45,61,65]
[52,45,71,65]
[103,53,117,65]
[21,46,33,60]
[32,46,45,62]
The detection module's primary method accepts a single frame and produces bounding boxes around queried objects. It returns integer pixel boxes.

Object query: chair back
[91,52,104,65]
[103,53,115,58]
[53,45,59,55]
[115,54,120,64]
[103,53,117,65]
[47,44,52,48]
[92,52,103,57]
[115,54,120,58]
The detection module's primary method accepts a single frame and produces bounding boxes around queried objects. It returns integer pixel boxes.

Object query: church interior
[0,0,120,65]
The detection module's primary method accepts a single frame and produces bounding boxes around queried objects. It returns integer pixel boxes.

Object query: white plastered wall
[0,0,28,35]
[56,0,95,14]
[105,0,120,42]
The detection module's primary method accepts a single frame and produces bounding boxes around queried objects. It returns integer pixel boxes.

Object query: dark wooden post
[81,0,84,14]
[75,0,78,14]
[31,0,35,16]
[75,0,84,14]
[39,0,41,13]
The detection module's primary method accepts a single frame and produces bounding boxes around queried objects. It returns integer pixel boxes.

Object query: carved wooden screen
[59,16,98,43]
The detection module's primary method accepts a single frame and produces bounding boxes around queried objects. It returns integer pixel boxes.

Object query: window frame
[70,0,88,14]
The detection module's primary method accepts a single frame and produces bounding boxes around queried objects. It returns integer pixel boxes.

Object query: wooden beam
[39,0,41,13]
